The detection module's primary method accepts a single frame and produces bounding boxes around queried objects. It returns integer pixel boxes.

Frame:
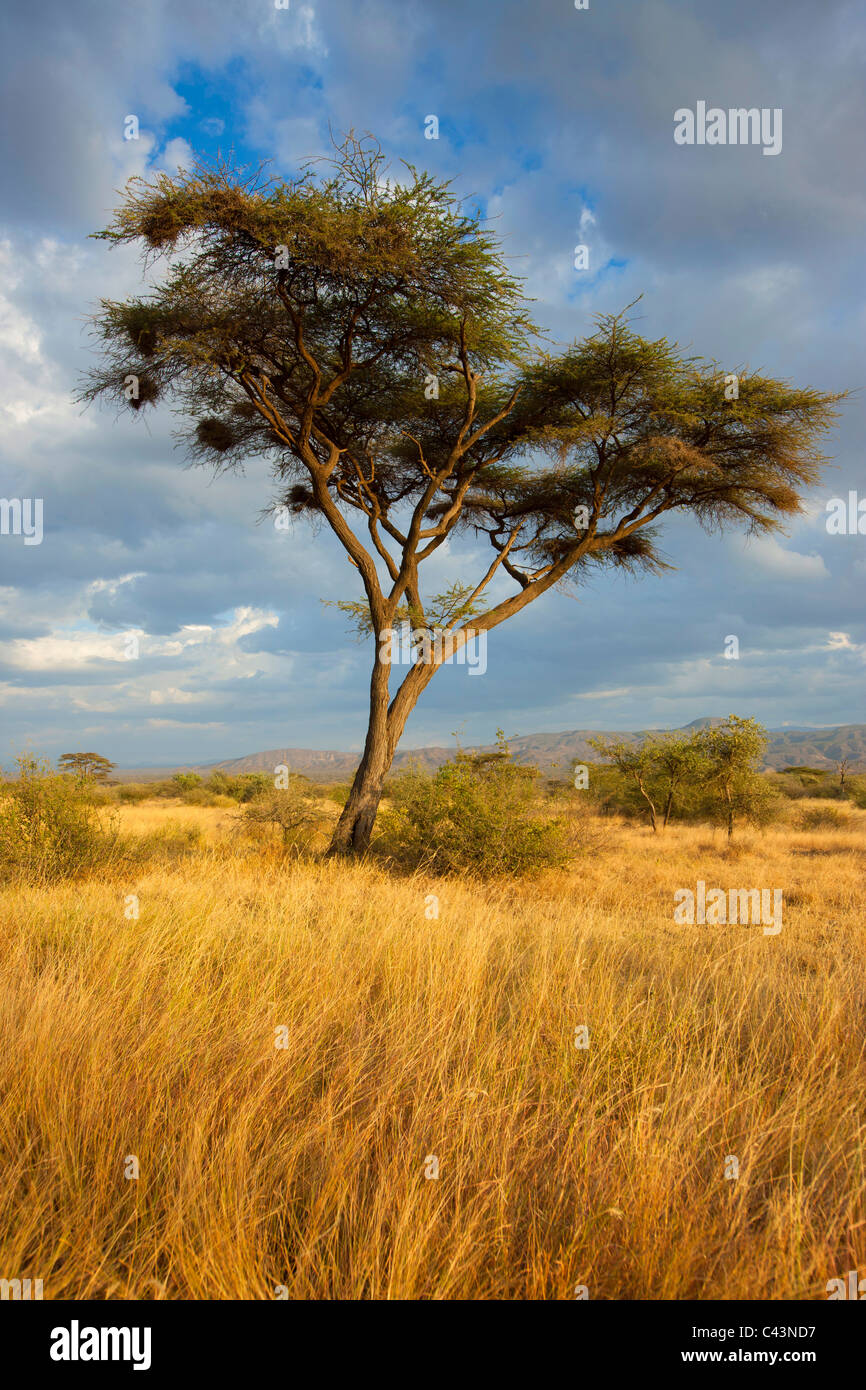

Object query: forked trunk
[328,743,390,856]
[328,654,390,857]
[327,649,436,857]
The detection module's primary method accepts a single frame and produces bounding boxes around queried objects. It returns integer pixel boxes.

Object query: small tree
[694,715,772,838]
[587,737,661,831]
[81,134,843,856]
[57,752,116,782]
[241,775,321,848]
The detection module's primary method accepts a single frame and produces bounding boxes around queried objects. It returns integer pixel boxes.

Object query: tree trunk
[327,653,391,857]
[326,649,437,857]
[635,776,658,834]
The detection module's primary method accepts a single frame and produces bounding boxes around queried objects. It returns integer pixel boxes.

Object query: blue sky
[0,0,864,766]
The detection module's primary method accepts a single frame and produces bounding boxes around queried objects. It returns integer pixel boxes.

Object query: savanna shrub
[798,804,850,830]
[116,782,152,804]
[0,755,119,882]
[380,740,572,875]
[240,777,332,853]
[172,772,202,794]
[208,771,272,802]
[176,786,233,807]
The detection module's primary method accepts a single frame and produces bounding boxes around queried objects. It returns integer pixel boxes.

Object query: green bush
[115,771,278,806]
[0,755,119,882]
[773,769,851,801]
[116,782,152,803]
[380,737,573,875]
[227,772,273,802]
[142,780,180,799]
[174,786,232,807]
[172,772,202,794]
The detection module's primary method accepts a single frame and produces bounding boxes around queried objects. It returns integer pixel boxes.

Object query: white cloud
[5,605,279,673]
[158,137,195,173]
[148,687,211,706]
[826,631,860,652]
[571,687,632,700]
[741,535,830,582]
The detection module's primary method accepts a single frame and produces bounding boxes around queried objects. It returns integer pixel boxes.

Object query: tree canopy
[57,752,117,782]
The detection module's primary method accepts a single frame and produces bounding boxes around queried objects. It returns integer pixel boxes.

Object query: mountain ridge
[112,720,866,781]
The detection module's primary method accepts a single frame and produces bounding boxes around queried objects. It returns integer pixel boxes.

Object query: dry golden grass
[1,800,864,1299]
[111,800,237,843]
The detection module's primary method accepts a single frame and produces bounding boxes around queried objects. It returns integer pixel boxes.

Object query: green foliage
[116,782,152,804]
[771,771,850,802]
[380,734,572,875]
[112,770,281,805]
[587,736,661,830]
[847,779,866,810]
[586,718,787,835]
[0,755,119,883]
[693,716,782,836]
[587,732,704,831]
[324,583,487,642]
[309,781,351,806]
[207,770,273,802]
[172,772,203,793]
[176,787,234,807]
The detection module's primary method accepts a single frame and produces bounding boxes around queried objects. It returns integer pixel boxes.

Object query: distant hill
[112,719,864,783]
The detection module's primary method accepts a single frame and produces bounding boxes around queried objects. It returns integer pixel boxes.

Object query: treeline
[113,770,348,807]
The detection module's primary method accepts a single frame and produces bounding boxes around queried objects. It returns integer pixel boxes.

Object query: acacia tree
[588,736,661,832]
[695,715,773,838]
[57,752,116,782]
[81,134,842,856]
[653,734,705,828]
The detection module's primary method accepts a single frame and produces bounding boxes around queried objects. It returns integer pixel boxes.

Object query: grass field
[1,799,864,1299]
